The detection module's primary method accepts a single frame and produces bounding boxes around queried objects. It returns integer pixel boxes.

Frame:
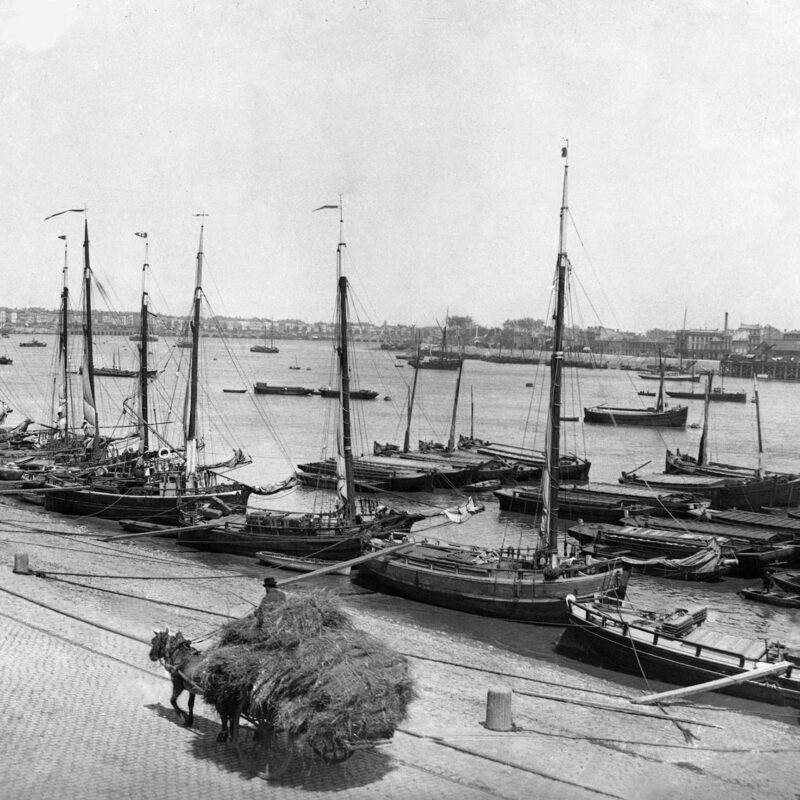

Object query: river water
[1,332,798,659]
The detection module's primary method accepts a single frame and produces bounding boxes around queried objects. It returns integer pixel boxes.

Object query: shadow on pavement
[147,701,396,786]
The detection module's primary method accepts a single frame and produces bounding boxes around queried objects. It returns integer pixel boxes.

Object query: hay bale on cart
[196,587,414,768]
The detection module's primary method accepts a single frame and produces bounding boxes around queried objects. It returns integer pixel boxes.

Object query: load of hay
[196,589,413,759]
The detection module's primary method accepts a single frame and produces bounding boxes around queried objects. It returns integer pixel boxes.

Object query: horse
[148,628,205,729]
[148,629,248,743]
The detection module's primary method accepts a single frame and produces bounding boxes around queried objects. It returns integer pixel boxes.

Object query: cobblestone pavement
[1,500,799,799]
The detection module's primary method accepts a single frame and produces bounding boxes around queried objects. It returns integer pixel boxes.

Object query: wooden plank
[274,541,415,586]
[514,689,722,728]
[631,662,793,705]
[103,520,228,542]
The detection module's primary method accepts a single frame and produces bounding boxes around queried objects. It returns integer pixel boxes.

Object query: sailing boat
[658,373,800,509]
[93,348,157,379]
[250,319,279,353]
[372,355,515,487]
[354,146,630,623]
[557,593,800,709]
[44,223,247,524]
[4,230,85,461]
[584,350,688,427]
[665,369,747,403]
[176,204,423,558]
[406,318,462,370]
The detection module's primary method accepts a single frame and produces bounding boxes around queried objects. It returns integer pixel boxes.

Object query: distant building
[675,328,732,360]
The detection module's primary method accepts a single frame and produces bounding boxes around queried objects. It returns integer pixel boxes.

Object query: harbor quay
[0,498,798,800]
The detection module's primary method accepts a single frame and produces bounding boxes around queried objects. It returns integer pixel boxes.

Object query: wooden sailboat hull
[354,541,629,624]
[663,451,800,509]
[93,367,157,378]
[769,570,800,593]
[494,482,697,522]
[297,459,434,491]
[253,382,315,396]
[44,485,243,525]
[637,372,700,382]
[406,357,462,370]
[583,405,688,427]
[457,437,591,481]
[176,510,423,559]
[623,514,797,576]
[571,522,731,558]
[666,389,746,402]
[317,388,379,400]
[179,526,365,559]
[558,596,800,708]
[294,466,386,492]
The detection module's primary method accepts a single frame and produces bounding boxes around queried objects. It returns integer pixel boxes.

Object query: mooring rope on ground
[0,584,151,644]
[35,569,254,580]
[399,727,627,800]
[42,575,244,618]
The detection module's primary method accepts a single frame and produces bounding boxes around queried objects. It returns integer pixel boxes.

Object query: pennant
[135,232,147,238]
[313,205,339,212]
[57,235,67,241]
[44,208,85,221]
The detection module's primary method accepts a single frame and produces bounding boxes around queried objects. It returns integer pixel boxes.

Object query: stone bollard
[13,552,31,575]
[484,688,513,731]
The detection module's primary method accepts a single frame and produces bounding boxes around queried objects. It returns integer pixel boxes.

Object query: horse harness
[161,634,204,694]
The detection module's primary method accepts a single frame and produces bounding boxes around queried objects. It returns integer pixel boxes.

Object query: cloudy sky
[2,0,799,333]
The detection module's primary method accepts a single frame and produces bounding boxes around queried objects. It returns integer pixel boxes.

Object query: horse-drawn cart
[149,584,412,779]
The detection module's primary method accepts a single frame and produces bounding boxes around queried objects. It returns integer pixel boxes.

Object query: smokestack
[724,312,728,334]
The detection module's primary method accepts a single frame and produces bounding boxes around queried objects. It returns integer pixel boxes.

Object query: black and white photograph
[1,2,799,798]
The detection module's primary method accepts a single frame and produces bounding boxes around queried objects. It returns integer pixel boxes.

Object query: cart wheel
[311,737,352,764]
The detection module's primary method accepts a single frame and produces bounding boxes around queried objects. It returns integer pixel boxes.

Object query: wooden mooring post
[484,688,513,731]
[13,552,31,575]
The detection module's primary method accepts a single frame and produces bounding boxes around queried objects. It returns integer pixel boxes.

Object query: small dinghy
[256,550,351,575]
[739,587,800,608]
[461,479,502,493]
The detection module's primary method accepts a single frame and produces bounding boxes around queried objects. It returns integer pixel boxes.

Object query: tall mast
[753,376,764,478]
[184,214,207,486]
[698,371,713,465]
[335,201,356,521]
[446,357,464,452]
[138,233,150,452]
[82,217,99,455]
[655,348,665,413]
[43,208,85,437]
[541,144,569,565]
[470,385,474,438]
[186,215,206,444]
[58,235,69,434]
[403,333,421,452]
